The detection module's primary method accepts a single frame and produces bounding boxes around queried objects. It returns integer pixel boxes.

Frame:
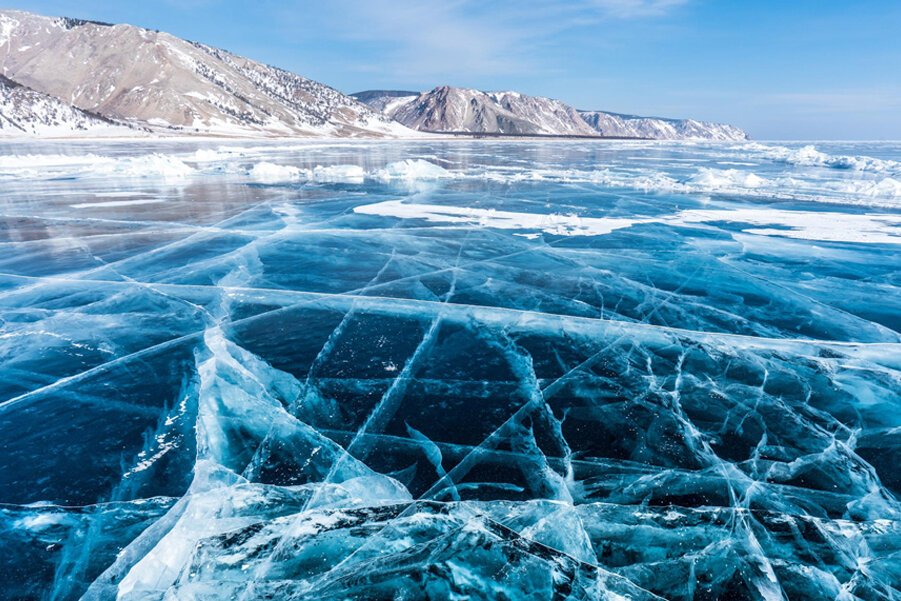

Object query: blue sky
[9,0,901,139]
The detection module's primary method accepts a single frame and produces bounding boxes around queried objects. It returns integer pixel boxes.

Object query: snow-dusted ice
[0,139,899,600]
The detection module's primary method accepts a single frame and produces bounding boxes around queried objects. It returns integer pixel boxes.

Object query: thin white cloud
[277,0,689,82]
[589,0,690,18]
[327,0,529,78]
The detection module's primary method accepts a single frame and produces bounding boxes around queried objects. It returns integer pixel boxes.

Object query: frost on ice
[0,140,899,600]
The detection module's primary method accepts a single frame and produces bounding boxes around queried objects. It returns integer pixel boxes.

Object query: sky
[8,0,901,139]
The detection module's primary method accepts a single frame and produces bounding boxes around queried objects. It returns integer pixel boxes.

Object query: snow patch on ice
[70,198,166,209]
[354,200,648,237]
[355,200,901,245]
[673,209,901,245]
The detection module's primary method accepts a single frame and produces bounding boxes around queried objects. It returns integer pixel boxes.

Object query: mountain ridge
[0,9,747,140]
[353,87,749,140]
[0,9,413,138]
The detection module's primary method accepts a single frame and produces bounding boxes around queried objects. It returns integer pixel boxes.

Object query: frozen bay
[0,139,899,600]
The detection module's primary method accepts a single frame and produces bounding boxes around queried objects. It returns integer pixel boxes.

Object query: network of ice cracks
[0,140,900,601]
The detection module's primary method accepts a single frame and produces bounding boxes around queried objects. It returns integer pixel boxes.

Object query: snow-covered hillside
[0,10,414,138]
[350,90,421,114]
[0,75,136,137]
[354,86,597,135]
[579,110,748,141]
[486,91,599,135]
[354,87,749,140]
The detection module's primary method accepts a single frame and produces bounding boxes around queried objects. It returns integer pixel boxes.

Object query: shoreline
[0,133,740,144]
[2,134,900,145]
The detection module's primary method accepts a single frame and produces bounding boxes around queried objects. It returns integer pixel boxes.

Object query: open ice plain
[0,139,899,600]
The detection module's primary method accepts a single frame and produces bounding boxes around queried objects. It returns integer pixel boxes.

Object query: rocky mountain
[0,74,138,137]
[0,10,412,138]
[579,110,748,141]
[350,90,420,113]
[353,86,598,136]
[489,91,600,136]
[353,87,749,140]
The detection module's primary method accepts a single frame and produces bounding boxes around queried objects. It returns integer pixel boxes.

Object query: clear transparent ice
[0,139,899,600]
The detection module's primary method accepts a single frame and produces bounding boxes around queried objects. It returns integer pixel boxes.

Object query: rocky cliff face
[0,10,413,137]
[354,87,749,140]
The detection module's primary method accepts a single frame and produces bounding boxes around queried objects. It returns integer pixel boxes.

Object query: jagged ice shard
[0,139,899,600]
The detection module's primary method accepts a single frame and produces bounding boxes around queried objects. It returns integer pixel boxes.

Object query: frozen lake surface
[0,139,899,600]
